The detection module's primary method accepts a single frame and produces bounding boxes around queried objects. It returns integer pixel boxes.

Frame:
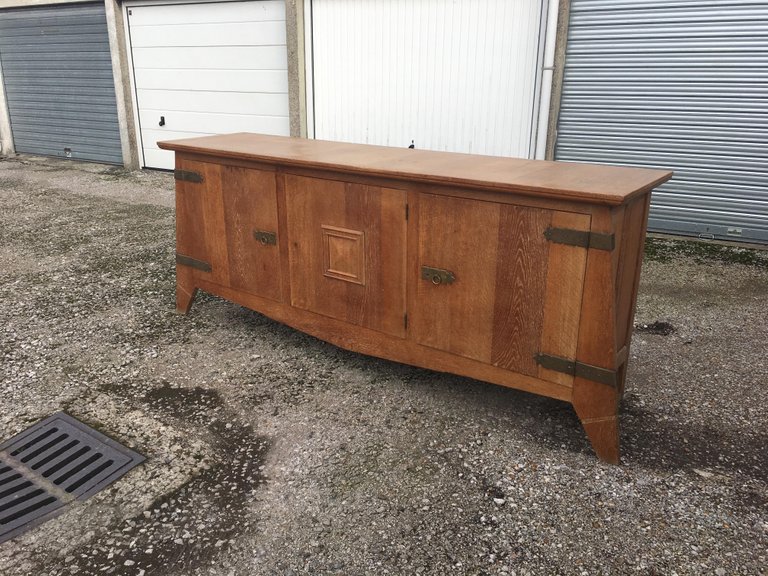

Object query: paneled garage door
[126,0,290,169]
[0,3,122,164]
[307,0,546,159]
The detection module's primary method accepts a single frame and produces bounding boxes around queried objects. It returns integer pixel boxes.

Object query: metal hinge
[535,353,617,387]
[404,313,408,329]
[174,169,204,183]
[544,227,614,251]
[405,203,409,220]
[176,253,212,272]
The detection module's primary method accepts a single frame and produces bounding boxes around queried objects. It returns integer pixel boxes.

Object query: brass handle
[421,266,455,285]
[253,230,277,246]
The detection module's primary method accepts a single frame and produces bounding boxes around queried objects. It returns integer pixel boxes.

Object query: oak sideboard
[158,133,672,463]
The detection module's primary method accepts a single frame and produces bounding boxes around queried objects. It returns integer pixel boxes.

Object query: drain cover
[0,412,144,544]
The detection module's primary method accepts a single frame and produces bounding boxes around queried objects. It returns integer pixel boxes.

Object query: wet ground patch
[44,382,271,576]
[143,383,225,422]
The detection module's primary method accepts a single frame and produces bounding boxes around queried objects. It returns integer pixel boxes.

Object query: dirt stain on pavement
[42,383,270,576]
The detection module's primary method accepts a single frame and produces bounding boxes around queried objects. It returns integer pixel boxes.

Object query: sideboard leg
[176,267,198,314]
[177,284,198,314]
[573,381,621,464]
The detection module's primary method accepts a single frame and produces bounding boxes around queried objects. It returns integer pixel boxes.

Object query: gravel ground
[0,154,766,576]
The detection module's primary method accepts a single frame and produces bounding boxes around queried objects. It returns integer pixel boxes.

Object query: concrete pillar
[285,0,307,138]
[0,59,14,156]
[545,0,571,161]
[104,0,139,169]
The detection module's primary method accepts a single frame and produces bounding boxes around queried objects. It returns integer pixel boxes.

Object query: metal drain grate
[0,412,144,544]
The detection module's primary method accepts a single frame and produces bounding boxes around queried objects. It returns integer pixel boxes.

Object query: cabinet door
[285,174,407,337]
[220,165,282,301]
[411,193,590,381]
[175,158,229,287]
[176,158,282,301]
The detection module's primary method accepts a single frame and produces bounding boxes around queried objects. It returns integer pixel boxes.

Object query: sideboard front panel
[220,165,282,302]
[175,159,229,287]
[285,174,408,338]
[412,193,587,378]
[411,193,501,365]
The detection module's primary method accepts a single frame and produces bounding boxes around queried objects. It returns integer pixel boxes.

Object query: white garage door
[307,0,546,158]
[126,0,290,169]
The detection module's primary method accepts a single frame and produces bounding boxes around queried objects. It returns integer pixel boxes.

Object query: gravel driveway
[0,154,766,576]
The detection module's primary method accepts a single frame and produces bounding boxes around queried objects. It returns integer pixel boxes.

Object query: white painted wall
[307,0,546,159]
[125,0,290,169]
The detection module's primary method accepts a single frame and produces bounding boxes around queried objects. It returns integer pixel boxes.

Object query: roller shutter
[555,0,768,244]
[0,3,122,164]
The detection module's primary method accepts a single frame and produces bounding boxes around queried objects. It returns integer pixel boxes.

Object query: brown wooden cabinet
[160,133,672,463]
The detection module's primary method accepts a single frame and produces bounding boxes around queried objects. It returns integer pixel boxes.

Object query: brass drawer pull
[253,230,277,246]
[421,266,455,285]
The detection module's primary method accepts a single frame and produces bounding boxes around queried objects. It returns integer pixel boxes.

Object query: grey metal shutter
[0,2,122,164]
[555,0,768,244]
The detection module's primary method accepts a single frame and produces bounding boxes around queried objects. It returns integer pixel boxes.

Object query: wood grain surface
[189,275,573,403]
[159,133,673,205]
[175,158,229,287]
[285,174,407,337]
[537,211,592,387]
[411,193,557,376]
[220,165,282,301]
[571,207,622,463]
[411,194,501,363]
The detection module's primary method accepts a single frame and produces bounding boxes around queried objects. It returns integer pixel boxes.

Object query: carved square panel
[322,225,366,285]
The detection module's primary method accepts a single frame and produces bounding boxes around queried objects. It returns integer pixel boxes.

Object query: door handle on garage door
[159,116,165,127]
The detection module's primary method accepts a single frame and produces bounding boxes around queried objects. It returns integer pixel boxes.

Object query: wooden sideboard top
[158,133,673,205]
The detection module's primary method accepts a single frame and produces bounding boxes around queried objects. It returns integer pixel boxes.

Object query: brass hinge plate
[544,227,615,251]
[535,353,617,387]
[176,253,212,272]
[174,169,204,183]
[253,230,277,245]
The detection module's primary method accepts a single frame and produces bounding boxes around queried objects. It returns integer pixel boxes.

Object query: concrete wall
[0,59,14,155]
[285,0,307,138]
[105,0,139,168]
[545,0,571,160]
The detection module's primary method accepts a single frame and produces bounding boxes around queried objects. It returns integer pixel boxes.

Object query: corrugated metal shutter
[0,2,122,164]
[308,0,545,158]
[555,0,768,244]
